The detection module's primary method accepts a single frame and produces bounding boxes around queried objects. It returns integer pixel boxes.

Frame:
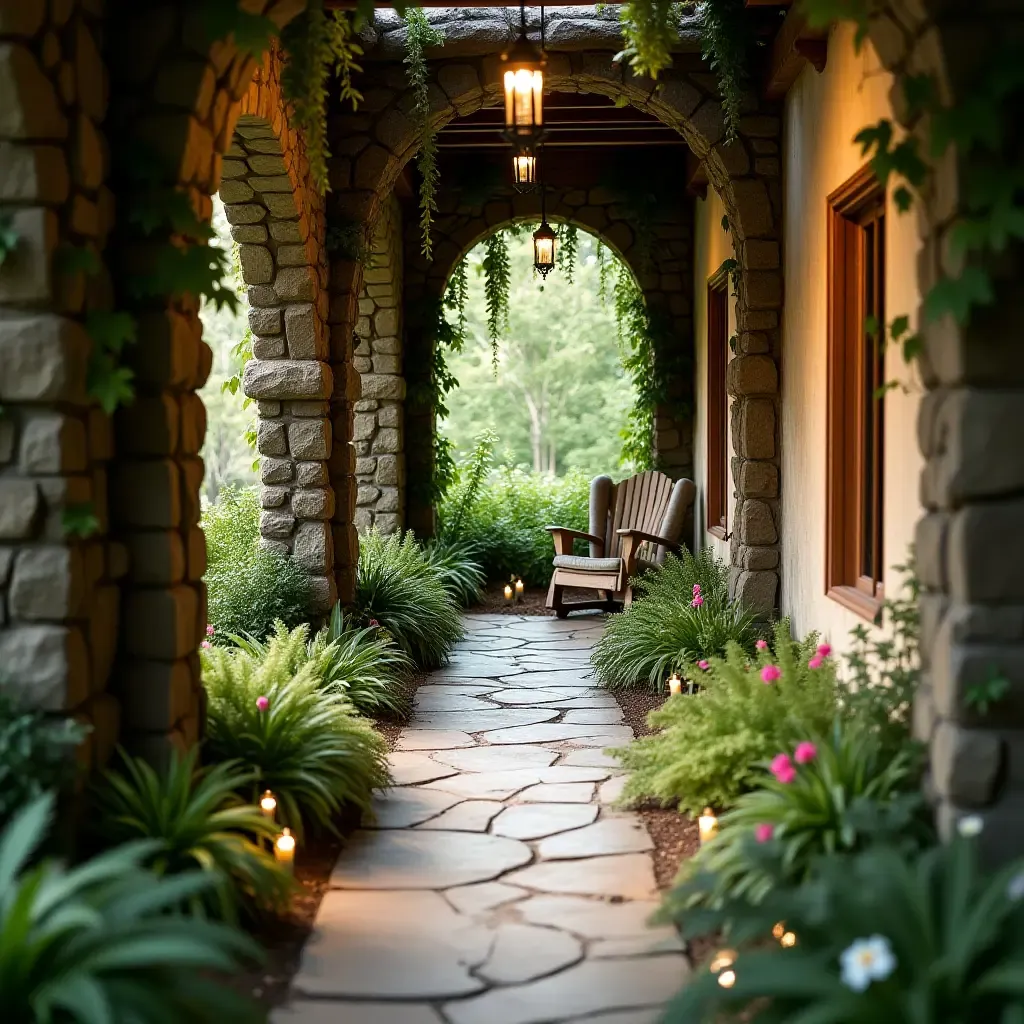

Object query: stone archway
[324,44,785,616]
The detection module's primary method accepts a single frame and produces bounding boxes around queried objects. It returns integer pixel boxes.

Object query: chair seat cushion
[552,554,622,573]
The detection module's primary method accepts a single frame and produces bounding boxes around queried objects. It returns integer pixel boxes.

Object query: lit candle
[718,968,737,989]
[259,789,277,820]
[504,584,514,603]
[515,578,524,601]
[274,828,296,874]
[781,931,797,948]
[709,949,737,989]
[698,807,719,845]
[668,672,682,696]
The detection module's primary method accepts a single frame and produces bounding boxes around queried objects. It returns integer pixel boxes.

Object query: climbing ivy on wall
[404,9,445,259]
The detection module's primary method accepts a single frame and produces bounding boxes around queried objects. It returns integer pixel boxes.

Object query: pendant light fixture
[533,180,556,278]
[512,145,537,192]
[502,2,547,148]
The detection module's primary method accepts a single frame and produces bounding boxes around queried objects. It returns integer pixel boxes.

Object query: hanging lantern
[502,1,547,146]
[533,220,556,278]
[512,146,537,191]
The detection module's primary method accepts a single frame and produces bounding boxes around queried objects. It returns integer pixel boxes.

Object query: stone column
[353,195,406,535]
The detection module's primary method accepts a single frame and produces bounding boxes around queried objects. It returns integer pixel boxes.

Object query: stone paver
[283,614,688,1023]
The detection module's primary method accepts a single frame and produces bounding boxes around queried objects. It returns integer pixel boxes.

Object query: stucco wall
[691,23,924,654]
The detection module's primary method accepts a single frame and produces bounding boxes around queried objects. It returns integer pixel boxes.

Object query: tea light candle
[515,578,524,601]
[698,807,719,844]
[710,948,737,989]
[274,828,296,874]
[504,584,514,603]
[668,672,682,696]
[259,790,277,820]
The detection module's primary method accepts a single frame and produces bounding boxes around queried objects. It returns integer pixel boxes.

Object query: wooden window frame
[706,263,731,541]
[826,165,887,621]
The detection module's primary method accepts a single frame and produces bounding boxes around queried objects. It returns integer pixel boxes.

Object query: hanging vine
[444,258,470,347]
[482,232,512,370]
[404,9,445,259]
[615,0,681,80]
[556,223,579,284]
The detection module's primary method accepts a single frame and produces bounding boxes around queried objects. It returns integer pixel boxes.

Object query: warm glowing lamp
[274,828,296,874]
[259,789,277,820]
[667,672,683,696]
[698,807,719,845]
[512,147,537,192]
[501,1,546,146]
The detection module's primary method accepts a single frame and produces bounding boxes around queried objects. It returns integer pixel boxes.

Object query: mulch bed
[473,582,592,616]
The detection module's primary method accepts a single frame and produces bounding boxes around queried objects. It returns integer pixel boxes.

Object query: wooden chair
[545,471,696,618]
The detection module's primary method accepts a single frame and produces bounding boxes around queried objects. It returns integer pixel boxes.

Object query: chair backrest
[588,471,696,562]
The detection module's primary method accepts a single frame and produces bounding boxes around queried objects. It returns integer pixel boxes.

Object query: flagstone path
[274,612,689,1024]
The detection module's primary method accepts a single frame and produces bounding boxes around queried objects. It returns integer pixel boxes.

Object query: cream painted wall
[692,187,735,566]
[691,22,924,657]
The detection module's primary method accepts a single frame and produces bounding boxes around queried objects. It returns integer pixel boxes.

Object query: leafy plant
[355,530,464,669]
[611,621,838,814]
[93,748,293,920]
[423,538,486,607]
[202,625,390,838]
[966,671,1011,717]
[616,0,680,80]
[404,7,445,258]
[669,721,926,915]
[665,836,1024,1024]
[60,502,100,540]
[690,0,749,142]
[0,692,86,831]
[482,231,512,368]
[556,223,580,283]
[437,429,496,544]
[591,549,760,690]
[0,793,264,1023]
[202,486,313,641]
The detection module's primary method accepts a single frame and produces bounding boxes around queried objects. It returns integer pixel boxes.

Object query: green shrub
[356,530,464,669]
[201,625,390,838]
[666,720,926,916]
[0,690,86,830]
[437,465,591,585]
[202,485,313,641]
[664,836,1024,1024]
[423,537,486,606]
[591,549,762,691]
[93,748,293,920]
[611,621,837,815]
[233,610,414,720]
[1,793,264,1023]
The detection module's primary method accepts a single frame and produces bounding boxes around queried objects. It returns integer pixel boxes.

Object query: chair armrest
[546,526,605,557]
[615,528,681,550]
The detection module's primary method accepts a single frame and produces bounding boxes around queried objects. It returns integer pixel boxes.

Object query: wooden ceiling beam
[763,4,827,99]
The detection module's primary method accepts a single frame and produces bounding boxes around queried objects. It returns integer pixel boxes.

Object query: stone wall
[0,0,121,772]
[353,194,405,534]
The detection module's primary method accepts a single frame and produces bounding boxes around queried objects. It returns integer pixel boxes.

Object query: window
[826,166,886,618]
[706,264,730,539]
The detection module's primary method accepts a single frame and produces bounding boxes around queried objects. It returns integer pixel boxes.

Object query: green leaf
[62,503,100,539]
[889,315,910,341]
[87,356,136,414]
[893,185,914,212]
[86,311,138,354]
[924,267,995,323]
[54,243,101,277]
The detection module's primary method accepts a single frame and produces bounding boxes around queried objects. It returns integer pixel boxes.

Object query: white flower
[840,935,897,992]
[957,815,984,838]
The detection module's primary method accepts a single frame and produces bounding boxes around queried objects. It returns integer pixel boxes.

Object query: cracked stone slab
[505,854,657,900]
[423,769,544,800]
[564,1010,666,1024]
[414,692,500,713]
[519,782,596,803]
[591,933,685,957]
[293,890,490,999]
[537,766,613,783]
[536,818,654,859]
[396,729,475,751]
[414,708,561,732]
[416,683,498,696]
[518,895,669,940]
[444,881,529,916]
[388,752,459,786]
[491,803,599,841]
[433,656,523,679]
[482,724,633,745]
[599,775,628,804]
[273,1002,445,1024]
[562,708,625,725]
[415,800,504,832]
[456,636,529,651]
[331,830,532,890]
[499,671,596,688]
[443,955,688,1024]
[369,787,464,828]
[429,745,560,772]
[562,749,625,768]
[476,922,583,985]
[487,687,594,705]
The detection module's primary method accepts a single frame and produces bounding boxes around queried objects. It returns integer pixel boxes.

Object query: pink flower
[369,618,380,627]
[692,583,701,595]
[817,644,832,658]
[794,741,818,764]
[756,639,768,651]
[698,660,710,671]
[206,624,215,637]
[200,640,211,650]
[755,823,775,843]
[761,664,781,684]
[808,655,823,669]
[771,753,796,784]
[691,596,704,608]
[256,696,270,712]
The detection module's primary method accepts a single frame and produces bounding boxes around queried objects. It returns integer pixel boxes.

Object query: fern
[438,430,496,543]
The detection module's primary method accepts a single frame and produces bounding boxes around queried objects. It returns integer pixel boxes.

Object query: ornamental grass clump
[356,530,464,669]
[201,625,390,838]
[591,549,762,691]
[611,620,837,815]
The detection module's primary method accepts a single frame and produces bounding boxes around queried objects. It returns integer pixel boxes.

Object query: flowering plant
[663,836,1024,1024]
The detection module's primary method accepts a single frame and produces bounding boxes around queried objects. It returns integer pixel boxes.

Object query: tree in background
[440,231,636,478]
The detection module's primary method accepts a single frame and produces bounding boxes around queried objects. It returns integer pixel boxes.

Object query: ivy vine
[482,232,511,370]
[556,223,579,284]
[404,9,445,259]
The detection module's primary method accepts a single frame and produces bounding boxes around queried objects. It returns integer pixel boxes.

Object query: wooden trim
[825,165,886,621]
[764,6,829,99]
[706,263,731,540]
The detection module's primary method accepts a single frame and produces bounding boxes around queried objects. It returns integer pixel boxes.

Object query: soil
[473,583,596,616]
